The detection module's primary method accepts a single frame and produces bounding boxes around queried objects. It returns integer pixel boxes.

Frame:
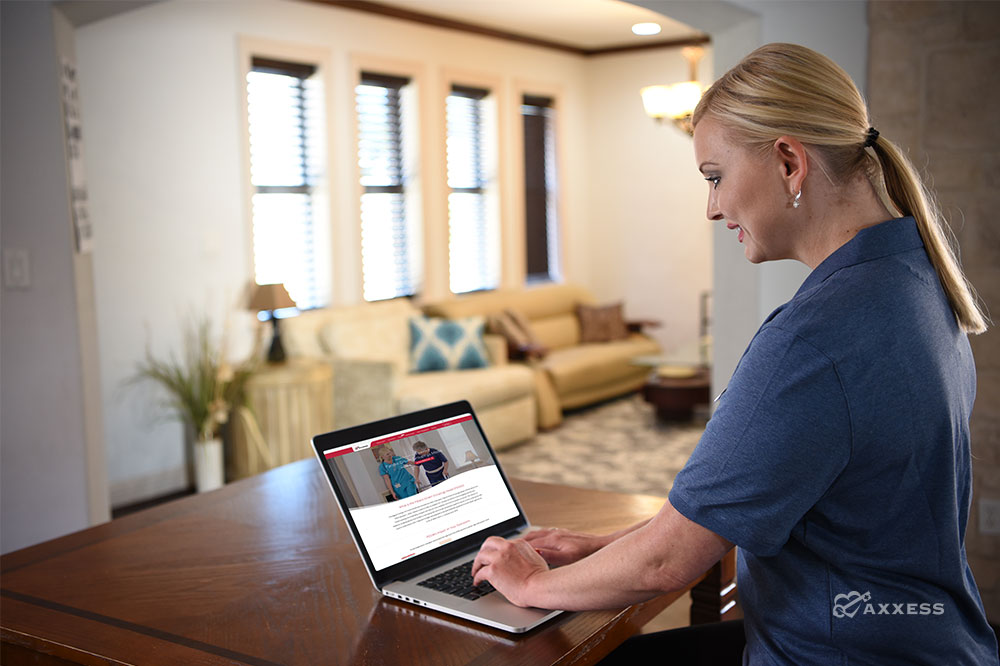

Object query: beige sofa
[281,283,661,447]
[423,283,661,428]
[282,298,537,449]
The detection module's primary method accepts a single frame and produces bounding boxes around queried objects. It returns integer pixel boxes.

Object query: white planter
[194,438,224,493]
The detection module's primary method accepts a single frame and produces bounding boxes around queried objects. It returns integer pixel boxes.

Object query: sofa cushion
[531,313,580,350]
[282,309,335,359]
[409,315,490,372]
[397,364,535,412]
[318,298,416,375]
[543,334,661,396]
[423,283,595,321]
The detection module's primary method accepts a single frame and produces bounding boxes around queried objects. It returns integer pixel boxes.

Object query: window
[356,72,421,301]
[246,57,328,310]
[446,85,499,294]
[522,95,560,283]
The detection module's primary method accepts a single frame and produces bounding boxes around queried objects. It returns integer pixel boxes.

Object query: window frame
[442,71,506,296]
[514,81,565,286]
[356,70,421,302]
[521,93,561,284]
[239,38,333,311]
[349,55,429,303]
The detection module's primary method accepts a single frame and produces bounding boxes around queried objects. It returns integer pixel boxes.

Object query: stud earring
[792,190,802,209]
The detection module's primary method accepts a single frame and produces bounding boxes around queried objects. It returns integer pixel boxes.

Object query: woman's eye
[705,176,721,189]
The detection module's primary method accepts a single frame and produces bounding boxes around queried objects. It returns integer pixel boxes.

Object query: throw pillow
[487,309,547,359]
[505,309,538,345]
[577,302,629,343]
[409,315,490,373]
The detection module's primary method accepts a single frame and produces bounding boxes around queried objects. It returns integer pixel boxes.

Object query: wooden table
[2,459,735,665]
[641,367,712,421]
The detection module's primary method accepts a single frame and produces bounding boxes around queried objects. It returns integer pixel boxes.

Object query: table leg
[689,549,738,624]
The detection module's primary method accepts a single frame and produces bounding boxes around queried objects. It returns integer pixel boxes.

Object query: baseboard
[109,465,188,508]
[111,487,195,519]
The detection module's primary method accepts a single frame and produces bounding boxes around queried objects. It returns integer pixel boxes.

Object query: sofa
[424,283,661,428]
[282,297,537,449]
[281,283,661,448]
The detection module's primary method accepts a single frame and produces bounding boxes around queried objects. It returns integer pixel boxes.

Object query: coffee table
[636,363,712,421]
[2,459,735,665]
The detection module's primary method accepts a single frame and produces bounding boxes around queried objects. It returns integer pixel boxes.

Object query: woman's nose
[706,192,723,221]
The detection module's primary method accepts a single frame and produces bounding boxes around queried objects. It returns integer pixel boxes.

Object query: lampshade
[640,45,705,136]
[641,82,703,120]
[248,283,297,312]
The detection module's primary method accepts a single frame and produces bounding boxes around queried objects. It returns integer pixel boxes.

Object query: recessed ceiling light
[632,22,662,36]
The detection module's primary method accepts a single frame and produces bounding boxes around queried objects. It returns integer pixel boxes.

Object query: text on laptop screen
[322,414,519,571]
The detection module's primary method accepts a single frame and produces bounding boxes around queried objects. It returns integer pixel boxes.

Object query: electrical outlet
[980,498,1000,536]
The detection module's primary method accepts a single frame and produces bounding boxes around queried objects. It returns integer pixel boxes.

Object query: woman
[377,446,418,500]
[472,43,996,664]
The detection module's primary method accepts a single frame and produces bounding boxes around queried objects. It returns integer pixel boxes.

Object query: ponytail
[870,137,988,334]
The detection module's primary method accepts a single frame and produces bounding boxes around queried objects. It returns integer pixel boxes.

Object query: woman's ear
[773,135,808,195]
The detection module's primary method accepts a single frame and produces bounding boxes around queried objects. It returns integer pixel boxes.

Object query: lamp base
[267,316,286,363]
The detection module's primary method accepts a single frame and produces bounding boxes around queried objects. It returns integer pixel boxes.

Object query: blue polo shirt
[670,217,998,664]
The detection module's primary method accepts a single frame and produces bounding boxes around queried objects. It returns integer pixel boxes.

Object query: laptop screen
[319,410,520,572]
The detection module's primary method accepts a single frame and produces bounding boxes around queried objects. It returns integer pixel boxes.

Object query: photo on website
[325,415,494,510]
[323,415,519,571]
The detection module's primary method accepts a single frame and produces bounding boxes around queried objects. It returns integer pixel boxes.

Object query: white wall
[0,2,109,554]
[583,48,713,354]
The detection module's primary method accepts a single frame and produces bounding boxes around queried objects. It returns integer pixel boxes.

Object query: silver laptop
[312,400,562,633]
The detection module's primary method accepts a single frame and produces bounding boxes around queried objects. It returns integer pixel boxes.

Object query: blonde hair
[693,43,987,334]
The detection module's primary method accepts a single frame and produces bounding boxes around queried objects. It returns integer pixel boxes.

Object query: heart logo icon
[833,590,864,618]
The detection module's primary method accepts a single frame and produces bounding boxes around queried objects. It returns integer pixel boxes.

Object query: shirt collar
[796,217,923,296]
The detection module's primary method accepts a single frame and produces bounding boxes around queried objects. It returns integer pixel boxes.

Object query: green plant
[133,318,257,442]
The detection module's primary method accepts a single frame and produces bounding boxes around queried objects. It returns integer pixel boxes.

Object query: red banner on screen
[324,415,473,458]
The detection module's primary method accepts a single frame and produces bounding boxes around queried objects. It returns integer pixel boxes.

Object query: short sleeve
[669,326,851,557]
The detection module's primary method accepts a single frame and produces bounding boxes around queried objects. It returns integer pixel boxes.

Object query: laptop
[312,400,563,633]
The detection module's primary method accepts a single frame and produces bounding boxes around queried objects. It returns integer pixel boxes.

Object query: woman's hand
[522,528,609,566]
[471,536,548,607]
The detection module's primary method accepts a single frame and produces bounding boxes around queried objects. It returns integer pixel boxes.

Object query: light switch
[3,248,31,289]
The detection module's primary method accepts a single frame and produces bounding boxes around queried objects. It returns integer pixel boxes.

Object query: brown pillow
[577,302,629,343]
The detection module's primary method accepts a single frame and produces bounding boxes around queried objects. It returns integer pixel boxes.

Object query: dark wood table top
[2,459,690,666]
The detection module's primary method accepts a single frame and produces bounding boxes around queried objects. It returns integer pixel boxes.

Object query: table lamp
[248,283,297,363]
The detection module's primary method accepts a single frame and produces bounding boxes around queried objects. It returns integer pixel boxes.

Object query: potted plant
[133,318,257,492]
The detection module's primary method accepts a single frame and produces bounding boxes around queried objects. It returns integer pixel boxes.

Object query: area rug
[496,393,706,498]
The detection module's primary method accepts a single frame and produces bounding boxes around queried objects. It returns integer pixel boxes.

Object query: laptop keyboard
[417,560,496,600]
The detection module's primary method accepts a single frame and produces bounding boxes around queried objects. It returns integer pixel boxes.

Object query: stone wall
[868,1,1000,623]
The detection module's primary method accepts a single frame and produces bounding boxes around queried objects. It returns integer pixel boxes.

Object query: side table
[229,360,334,480]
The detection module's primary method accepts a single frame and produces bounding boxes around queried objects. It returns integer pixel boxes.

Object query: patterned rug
[496,393,707,498]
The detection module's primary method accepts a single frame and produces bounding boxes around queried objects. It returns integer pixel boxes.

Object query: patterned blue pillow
[409,316,490,373]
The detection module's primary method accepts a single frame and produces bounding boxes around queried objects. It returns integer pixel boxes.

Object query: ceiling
[55,0,706,52]
[366,0,703,51]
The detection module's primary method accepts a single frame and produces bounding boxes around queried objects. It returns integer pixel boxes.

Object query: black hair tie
[863,127,880,148]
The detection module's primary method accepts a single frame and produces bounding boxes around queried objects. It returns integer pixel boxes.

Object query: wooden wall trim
[309,0,710,57]
[585,35,711,56]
